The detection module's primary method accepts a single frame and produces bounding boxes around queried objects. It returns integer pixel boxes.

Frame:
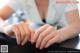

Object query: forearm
[57,22,80,40]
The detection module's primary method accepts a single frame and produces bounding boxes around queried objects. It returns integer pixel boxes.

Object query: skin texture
[0,0,80,49]
[0,5,33,45]
[31,9,80,49]
[36,0,49,19]
[12,22,31,45]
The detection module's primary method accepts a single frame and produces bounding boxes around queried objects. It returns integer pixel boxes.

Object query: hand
[31,24,59,49]
[12,21,33,45]
[31,24,73,49]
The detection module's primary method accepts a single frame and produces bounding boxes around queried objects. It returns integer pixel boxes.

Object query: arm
[0,5,14,35]
[57,9,80,41]
[0,5,14,34]
[0,5,33,45]
[31,9,80,49]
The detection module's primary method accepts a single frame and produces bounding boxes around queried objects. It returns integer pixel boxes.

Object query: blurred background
[77,0,80,15]
[0,0,80,26]
[0,0,80,23]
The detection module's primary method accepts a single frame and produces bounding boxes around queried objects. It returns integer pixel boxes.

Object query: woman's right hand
[11,21,33,45]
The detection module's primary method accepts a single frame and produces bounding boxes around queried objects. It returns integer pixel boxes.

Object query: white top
[7,0,78,27]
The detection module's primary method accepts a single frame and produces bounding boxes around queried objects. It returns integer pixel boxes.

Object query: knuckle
[49,26,54,29]
[46,24,50,27]
[26,35,29,40]
[25,29,30,35]
[43,38,48,43]
[50,26,53,28]
[46,24,50,26]
[36,30,40,34]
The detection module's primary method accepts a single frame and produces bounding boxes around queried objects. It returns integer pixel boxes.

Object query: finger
[20,22,30,45]
[12,25,21,45]
[40,31,56,49]
[27,23,35,41]
[20,22,28,42]
[21,34,29,46]
[30,28,35,42]
[17,23,26,43]
[23,22,31,39]
[31,24,50,43]
[36,26,54,48]
[23,22,31,36]
[45,36,58,48]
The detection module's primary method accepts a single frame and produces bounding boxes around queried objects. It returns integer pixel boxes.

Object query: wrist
[3,25,14,36]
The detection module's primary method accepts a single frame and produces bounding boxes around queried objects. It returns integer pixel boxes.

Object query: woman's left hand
[31,24,62,49]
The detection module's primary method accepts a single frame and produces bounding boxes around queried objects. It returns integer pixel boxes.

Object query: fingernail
[36,44,38,48]
[40,46,43,50]
[45,44,49,48]
[31,42,34,44]
[17,41,20,45]
[36,46,38,48]
[31,39,35,44]
[40,48,43,50]
[21,43,24,46]
[31,40,34,44]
